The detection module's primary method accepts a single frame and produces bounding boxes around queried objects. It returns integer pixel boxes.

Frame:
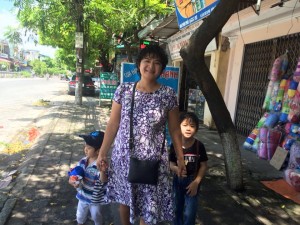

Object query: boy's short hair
[179,112,200,131]
[79,131,104,150]
[136,45,168,75]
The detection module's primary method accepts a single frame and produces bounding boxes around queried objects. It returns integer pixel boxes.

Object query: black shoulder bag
[127,82,165,185]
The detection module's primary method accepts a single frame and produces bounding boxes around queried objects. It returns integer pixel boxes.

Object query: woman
[97,45,185,225]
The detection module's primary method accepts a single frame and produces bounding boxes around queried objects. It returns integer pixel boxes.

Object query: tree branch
[181,0,240,61]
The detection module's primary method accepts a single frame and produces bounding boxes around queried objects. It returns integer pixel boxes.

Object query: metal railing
[235,32,300,136]
[0,71,23,78]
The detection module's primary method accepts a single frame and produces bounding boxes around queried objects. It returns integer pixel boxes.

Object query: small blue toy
[68,166,84,185]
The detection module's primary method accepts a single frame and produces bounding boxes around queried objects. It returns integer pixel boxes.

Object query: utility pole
[75,0,84,105]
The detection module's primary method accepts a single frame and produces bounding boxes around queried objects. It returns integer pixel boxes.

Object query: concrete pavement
[0,93,299,225]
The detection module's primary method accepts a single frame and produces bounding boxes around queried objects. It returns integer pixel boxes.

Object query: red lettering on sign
[161,70,178,79]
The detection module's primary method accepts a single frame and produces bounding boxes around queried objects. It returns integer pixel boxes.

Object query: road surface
[0,77,68,149]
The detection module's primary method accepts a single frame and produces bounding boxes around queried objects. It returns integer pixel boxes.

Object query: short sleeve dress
[107,82,178,225]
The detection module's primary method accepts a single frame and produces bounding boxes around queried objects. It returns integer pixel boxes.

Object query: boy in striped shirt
[69,131,107,225]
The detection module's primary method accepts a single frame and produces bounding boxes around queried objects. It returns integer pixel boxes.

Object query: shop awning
[138,1,263,41]
[138,12,179,41]
[150,13,179,40]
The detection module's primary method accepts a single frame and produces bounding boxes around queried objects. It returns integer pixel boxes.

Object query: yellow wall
[202,35,230,129]
[205,0,215,6]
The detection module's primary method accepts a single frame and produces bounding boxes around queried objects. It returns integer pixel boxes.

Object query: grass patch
[0,128,39,155]
[2,141,31,155]
[0,141,8,147]
[33,99,50,106]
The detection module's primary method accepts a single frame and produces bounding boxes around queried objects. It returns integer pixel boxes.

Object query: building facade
[222,0,300,136]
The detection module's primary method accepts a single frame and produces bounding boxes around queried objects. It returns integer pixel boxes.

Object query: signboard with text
[120,62,180,93]
[174,0,219,30]
[167,20,217,61]
[99,72,119,99]
[75,32,83,48]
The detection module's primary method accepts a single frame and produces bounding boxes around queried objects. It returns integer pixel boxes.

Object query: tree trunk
[99,52,110,72]
[75,1,84,105]
[125,43,133,62]
[180,0,243,191]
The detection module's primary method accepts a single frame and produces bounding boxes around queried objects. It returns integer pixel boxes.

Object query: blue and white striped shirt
[75,157,107,204]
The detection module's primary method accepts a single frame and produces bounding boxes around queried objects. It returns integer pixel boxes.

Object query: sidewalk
[0,95,299,225]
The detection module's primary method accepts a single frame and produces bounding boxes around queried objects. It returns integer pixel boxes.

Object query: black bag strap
[195,139,201,177]
[196,139,199,156]
[129,82,137,151]
[129,82,165,155]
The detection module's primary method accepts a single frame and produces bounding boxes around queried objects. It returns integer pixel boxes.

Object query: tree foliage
[54,48,76,71]
[30,59,48,75]
[4,26,23,46]
[12,0,172,70]
[4,26,23,61]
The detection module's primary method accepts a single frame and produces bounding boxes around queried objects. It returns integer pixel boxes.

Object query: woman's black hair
[179,112,200,131]
[136,45,168,75]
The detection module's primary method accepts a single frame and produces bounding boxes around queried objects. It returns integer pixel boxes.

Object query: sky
[0,0,57,58]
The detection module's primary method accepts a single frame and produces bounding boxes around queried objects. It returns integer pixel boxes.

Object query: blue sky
[0,0,56,58]
[0,0,18,37]
[1,0,13,10]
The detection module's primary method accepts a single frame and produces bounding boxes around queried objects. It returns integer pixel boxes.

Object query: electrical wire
[236,0,298,44]
[237,10,245,46]
[286,0,299,35]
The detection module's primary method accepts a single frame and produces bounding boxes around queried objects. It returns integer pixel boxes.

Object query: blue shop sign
[174,0,220,30]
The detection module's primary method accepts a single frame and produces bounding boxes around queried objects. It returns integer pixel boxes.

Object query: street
[0,77,82,188]
[0,77,68,151]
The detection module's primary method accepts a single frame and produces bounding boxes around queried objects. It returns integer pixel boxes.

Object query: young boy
[169,112,208,225]
[68,130,107,225]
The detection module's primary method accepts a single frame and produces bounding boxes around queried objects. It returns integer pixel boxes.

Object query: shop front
[0,56,13,71]
[166,19,221,126]
[222,0,300,136]
[221,0,300,191]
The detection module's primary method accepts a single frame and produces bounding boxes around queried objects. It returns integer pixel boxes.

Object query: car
[68,75,95,96]
[92,76,100,95]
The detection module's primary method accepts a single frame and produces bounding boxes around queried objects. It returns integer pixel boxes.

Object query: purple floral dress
[107,82,178,224]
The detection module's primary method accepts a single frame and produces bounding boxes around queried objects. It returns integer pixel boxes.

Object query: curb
[0,198,16,225]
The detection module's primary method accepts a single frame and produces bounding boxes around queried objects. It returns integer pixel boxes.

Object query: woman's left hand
[177,158,187,177]
[97,151,108,172]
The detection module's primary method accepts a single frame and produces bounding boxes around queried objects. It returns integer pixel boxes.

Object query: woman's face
[139,55,163,80]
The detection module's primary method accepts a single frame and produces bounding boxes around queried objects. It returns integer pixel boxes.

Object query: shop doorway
[234,33,300,136]
[179,56,211,123]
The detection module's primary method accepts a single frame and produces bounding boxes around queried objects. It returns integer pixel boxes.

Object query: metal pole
[99,73,101,107]
[75,0,84,105]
